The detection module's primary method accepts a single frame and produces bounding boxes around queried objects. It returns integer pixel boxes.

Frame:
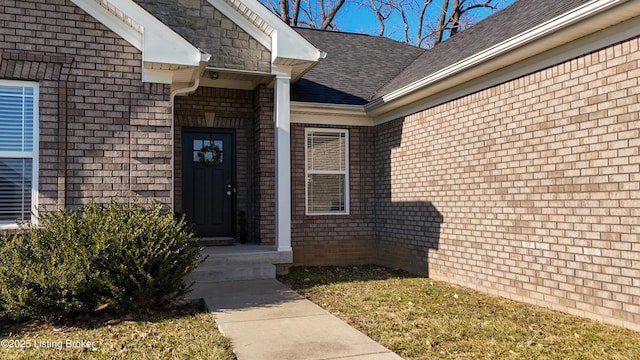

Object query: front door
[182,130,234,237]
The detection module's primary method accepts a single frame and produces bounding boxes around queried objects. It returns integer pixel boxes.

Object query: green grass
[280,265,640,360]
[0,304,236,360]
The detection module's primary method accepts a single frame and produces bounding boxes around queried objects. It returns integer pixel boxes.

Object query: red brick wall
[1,0,173,209]
[291,124,376,265]
[373,36,640,330]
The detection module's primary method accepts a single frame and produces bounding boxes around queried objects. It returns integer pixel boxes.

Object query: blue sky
[331,0,517,45]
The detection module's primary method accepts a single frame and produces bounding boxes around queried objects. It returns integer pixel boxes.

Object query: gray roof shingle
[292,28,426,105]
[374,0,591,98]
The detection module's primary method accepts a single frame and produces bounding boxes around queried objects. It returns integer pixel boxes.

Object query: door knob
[226,191,232,196]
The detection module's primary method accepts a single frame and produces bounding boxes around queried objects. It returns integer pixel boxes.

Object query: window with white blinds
[0,81,38,225]
[305,128,349,215]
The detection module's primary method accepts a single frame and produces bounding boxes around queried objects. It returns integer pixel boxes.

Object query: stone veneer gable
[133,0,271,72]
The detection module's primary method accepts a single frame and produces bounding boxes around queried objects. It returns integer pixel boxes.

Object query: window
[305,128,349,215]
[0,81,38,226]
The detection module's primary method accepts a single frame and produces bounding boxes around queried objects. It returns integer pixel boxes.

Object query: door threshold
[194,237,235,246]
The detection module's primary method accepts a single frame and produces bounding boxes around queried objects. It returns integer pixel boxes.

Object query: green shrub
[0,199,203,320]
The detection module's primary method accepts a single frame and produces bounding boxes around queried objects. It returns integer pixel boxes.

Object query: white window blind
[305,129,349,215]
[0,82,38,225]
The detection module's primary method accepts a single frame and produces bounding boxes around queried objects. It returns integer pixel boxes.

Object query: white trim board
[291,102,373,126]
[0,80,39,228]
[304,128,350,216]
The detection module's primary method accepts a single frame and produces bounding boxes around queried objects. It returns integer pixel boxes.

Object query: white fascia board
[142,68,174,84]
[71,0,142,50]
[86,0,201,66]
[367,0,631,115]
[291,101,373,126]
[271,29,321,64]
[206,0,271,50]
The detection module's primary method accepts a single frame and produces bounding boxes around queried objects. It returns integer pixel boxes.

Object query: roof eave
[366,0,639,119]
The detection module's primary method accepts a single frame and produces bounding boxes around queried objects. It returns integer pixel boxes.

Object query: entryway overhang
[201,0,324,253]
[72,0,324,255]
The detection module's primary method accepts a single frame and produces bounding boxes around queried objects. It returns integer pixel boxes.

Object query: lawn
[0,304,236,360]
[280,265,640,360]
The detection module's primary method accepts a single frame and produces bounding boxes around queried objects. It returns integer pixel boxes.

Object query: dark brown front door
[182,130,234,237]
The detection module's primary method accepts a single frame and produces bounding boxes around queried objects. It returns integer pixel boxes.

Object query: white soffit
[73,0,202,67]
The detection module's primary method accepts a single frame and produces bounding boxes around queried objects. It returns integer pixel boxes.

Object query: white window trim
[304,128,349,216]
[0,80,39,228]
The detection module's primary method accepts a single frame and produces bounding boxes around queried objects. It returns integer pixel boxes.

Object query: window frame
[304,127,350,216]
[0,80,39,227]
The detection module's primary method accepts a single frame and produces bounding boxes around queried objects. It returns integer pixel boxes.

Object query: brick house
[1,0,639,330]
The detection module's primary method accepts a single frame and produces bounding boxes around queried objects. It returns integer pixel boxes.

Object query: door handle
[226,190,232,196]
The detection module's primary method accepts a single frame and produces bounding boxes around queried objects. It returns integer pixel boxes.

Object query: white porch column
[273,66,292,252]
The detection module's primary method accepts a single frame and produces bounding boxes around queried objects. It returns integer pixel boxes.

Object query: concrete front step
[186,244,292,283]
[188,263,276,282]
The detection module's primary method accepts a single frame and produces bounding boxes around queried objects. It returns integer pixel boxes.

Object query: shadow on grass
[0,302,206,335]
[279,264,423,291]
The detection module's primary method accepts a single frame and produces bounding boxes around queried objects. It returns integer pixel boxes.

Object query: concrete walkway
[189,279,403,360]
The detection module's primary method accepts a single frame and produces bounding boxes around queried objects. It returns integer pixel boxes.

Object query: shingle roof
[374,0,591,98]
[292,28,426,105]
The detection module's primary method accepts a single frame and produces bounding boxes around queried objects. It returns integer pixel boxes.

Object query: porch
[185,244,293,283]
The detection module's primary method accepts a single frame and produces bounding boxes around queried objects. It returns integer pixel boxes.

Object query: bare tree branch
[462,2,496,12]
[279,0,290,23]
[369,0,389,36]
[292,0,302,26]
[416,0,433,47]
[320,0,327,21]
[298,20,317,27]
[303,0,318,28]
[258,0,505,49]
[320,0,347,29]
[394,4,409,43]
[434,0,450,44]
[266,0,282,16]
[450,0,461,36]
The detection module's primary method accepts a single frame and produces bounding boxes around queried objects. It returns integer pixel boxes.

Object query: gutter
[365,0,629,114]
[168,52,210,211]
